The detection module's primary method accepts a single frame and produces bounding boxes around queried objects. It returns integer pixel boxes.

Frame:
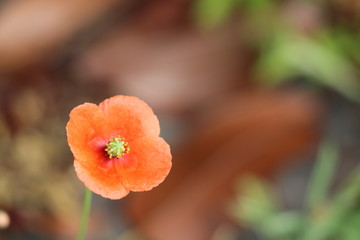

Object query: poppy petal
[66,103,108,163]
[74,160,129,199]
[99,95,160,141]
[114,136,172,191]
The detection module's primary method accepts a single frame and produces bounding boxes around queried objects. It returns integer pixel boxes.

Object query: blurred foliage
[230,141,360,240]
[0,84,85,238]
[193,0,360,101]
[256,32,360,101]
[231,176,278,226]
[193,0,239,29]
[0,90,77,215]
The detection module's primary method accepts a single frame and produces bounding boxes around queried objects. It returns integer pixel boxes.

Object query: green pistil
[105,137,130,158]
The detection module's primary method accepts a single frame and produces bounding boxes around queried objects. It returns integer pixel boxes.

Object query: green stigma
[105,136,130,158]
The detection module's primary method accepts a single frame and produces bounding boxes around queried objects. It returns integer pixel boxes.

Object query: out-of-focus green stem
[76,187,92,240]
[305,140,339,210]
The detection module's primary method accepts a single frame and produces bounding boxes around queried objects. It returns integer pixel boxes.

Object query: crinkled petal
[74,160,129,199]
[114,136,172,191]
[99,95,160,141]
[66,103,109,164]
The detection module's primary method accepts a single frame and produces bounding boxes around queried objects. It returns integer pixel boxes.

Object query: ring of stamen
[105,136,130,159]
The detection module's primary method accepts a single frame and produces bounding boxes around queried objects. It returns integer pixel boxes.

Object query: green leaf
[305,140,339,210]
[257,33,360,102]
[260,211,305,239]
[301,165,360,240]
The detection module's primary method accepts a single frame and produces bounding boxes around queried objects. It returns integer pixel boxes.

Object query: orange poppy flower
[66,95,172,199]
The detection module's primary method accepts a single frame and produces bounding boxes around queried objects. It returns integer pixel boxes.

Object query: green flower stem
[76,187,93,240]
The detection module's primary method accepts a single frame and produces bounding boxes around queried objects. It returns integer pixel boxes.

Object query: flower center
[105,136,130,158]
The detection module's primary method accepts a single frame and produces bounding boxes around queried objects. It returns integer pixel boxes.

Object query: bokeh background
[1,0,360,239]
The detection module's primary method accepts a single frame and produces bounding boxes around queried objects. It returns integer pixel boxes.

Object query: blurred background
[1,0,360,239]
